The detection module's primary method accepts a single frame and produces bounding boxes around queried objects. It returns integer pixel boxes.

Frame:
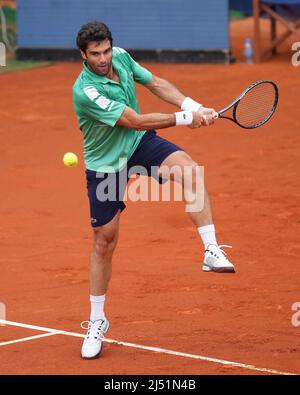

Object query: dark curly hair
[76,21,113,52]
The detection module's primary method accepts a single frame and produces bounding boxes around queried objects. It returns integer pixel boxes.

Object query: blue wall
[17,0,229,50]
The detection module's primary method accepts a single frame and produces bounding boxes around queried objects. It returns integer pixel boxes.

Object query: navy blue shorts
[86,130,183,227]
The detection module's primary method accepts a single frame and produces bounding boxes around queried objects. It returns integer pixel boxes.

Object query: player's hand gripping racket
[216,80,279,129]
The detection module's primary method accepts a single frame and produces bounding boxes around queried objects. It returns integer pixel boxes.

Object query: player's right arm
[116,106,214,130]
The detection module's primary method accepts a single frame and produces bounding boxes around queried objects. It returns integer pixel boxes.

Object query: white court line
[0,319,297,376]
[0,320,83,338]
[0,332,57,347]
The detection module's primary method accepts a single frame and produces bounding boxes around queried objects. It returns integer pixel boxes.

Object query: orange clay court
[0,18,299,375]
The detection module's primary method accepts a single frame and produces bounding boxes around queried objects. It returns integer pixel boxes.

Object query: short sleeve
[127,54,153,85]
[78,85,126,127]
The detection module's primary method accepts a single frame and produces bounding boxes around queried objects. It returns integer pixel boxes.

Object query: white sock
[90,294,106,322]
[197,224,218,249]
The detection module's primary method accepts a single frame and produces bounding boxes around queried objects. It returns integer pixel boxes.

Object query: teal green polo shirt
[72,47,153,172]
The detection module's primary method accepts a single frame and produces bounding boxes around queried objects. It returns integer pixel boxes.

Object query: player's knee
[93,229,118,257]
[183,162,201,189]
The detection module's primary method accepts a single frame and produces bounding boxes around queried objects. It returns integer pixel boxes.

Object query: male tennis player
[73,21,236,359]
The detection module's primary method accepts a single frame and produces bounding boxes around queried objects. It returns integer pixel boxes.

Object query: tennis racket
[216,80,279,129]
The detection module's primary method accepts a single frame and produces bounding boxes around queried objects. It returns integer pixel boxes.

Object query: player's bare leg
[81,211,120,359]
[90,211,120,295]
[158,151,212,225]
[158,151,235,273]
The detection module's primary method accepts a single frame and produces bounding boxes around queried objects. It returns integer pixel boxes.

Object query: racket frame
[217,80,279,129]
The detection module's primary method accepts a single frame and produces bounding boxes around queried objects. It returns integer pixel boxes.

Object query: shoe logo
[91,218,97,224]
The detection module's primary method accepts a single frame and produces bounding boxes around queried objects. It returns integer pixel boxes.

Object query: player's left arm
[145,75,186,108]
[145,75,215,115]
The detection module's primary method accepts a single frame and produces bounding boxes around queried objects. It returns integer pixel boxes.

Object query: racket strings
[235,83,277,128]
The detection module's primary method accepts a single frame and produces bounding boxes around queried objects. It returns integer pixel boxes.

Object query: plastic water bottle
[244,37,253,64]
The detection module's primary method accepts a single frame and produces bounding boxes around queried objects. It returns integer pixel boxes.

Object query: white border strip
[0,319,297,376]
[0,332,57,346]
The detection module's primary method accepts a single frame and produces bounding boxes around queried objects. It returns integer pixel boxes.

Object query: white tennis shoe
[203,244,236,273]
[81,318,110,359]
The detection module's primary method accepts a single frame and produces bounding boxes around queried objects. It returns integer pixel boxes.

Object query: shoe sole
[81,320,110,360]
[203,265,236,273]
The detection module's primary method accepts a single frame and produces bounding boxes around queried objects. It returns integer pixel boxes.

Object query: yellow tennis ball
[63,152,78,167]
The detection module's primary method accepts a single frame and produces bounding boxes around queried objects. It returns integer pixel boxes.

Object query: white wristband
[175,111,193,126]
[181,97,202,112]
